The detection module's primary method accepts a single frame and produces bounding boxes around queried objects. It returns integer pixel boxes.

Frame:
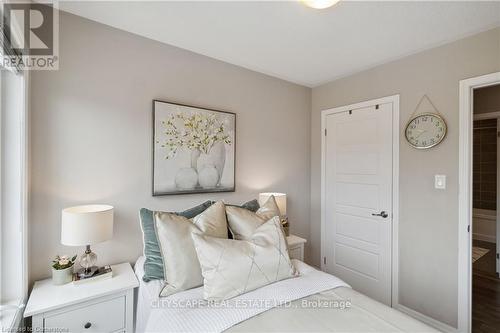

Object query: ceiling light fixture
[302,0,340,9]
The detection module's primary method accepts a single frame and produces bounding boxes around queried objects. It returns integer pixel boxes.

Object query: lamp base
[79,244,98,278]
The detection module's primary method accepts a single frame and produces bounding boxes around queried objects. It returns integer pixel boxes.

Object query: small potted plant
[52,255,77,285]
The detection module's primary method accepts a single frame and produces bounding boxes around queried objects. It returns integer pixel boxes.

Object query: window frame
[0,67,29,331]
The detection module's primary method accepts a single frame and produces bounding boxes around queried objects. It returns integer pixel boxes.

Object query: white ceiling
[59,1,500,87]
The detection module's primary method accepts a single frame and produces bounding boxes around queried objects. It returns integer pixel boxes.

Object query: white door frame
[458,71,500,333]
[320,94,400,306]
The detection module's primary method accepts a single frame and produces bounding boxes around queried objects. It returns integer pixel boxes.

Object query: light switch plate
[435,175,446,189]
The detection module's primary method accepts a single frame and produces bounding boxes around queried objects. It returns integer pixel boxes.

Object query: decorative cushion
[223,199,260,238]
[139,201,213,282]
[192,216,297,301]
[226,195,280,240]
[155,201,228,297]
[226,199,260,212]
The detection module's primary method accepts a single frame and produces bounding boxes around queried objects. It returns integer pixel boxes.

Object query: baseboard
[395,304,458,333]
[473,233,496,243]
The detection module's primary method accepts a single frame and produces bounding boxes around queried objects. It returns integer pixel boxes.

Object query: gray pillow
[227,199,260,212]
[139,201,213,282]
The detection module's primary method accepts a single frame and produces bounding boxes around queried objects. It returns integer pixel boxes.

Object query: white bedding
[134,257,163,333]
[134,256,437,333]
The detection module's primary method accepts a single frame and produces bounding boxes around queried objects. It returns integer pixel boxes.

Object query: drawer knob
[84,322,92,329]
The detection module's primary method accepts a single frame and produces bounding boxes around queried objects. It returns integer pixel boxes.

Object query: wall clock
[405,112,447,149]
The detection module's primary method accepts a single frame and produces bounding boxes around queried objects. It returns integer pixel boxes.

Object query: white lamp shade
[61,205,114,246]
[259,192,286,216]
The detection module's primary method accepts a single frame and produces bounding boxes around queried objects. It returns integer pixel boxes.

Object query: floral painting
[153,100,235,195]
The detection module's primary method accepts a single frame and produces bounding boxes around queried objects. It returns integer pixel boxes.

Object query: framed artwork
[152,100,236,195]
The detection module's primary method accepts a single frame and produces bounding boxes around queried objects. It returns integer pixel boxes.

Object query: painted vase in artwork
[175,167,198,189]
[198,165,219,188]
[197,142,226,187]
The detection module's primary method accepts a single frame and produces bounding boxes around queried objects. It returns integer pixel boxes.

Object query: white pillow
[226,195,281,240]
[192,216,297,301]
[154,201,228,297]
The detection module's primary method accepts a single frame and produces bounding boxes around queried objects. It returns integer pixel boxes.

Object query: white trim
[458,71,500,333]
[21,69,30,306]
[0,66,29,331]
[320,94,400,307]
[473,111,500,120]
[392,95,400,308]
[395,304,458,333]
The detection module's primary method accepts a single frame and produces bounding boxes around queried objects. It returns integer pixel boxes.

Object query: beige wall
[29,12,311,282]
[311,28,500,327]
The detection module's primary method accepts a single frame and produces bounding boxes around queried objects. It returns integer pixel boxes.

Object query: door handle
[372,211,389,218]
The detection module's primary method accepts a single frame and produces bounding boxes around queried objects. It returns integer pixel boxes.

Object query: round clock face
[405,113,447,149]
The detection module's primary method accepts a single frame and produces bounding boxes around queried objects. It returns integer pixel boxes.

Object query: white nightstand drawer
[289,246,302,260]
[287,235,306,261]
[45,296,125,333]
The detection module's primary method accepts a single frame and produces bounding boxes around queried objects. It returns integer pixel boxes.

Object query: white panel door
[324,102,393,305]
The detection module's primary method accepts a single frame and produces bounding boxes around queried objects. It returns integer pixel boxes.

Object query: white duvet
[136,258,347,332]
[134,257,437,333]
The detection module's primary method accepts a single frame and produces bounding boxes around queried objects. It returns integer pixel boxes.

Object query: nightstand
[287,234,307,261]
[24,262,139,333]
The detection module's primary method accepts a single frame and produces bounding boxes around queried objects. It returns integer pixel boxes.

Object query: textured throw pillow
[139,201,213,282]
[192,216,297,301]
[226,195,280,240]
[155,201,228,297]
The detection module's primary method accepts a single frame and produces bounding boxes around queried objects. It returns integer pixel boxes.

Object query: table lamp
[61,205,113,279]
[259,192,286,216]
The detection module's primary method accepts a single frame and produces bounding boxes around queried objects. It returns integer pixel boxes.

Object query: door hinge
[348,110,352,115]
[467,225,470,233]
[375,104,379,110]
[324,128,327,136]
[323,257,326,265]
[497,253,499,259]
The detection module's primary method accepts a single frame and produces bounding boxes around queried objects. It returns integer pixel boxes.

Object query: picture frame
[152,100,236,196]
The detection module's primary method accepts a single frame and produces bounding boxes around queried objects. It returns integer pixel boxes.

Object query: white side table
[287,234,307,261]
[24,262,139,333]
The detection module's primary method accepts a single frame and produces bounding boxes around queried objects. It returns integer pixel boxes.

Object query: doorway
[458,72,500,333]
[471,84,500,332]
[320,95,399,306]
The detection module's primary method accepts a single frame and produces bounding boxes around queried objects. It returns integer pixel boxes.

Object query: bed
[134,256,438,333]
